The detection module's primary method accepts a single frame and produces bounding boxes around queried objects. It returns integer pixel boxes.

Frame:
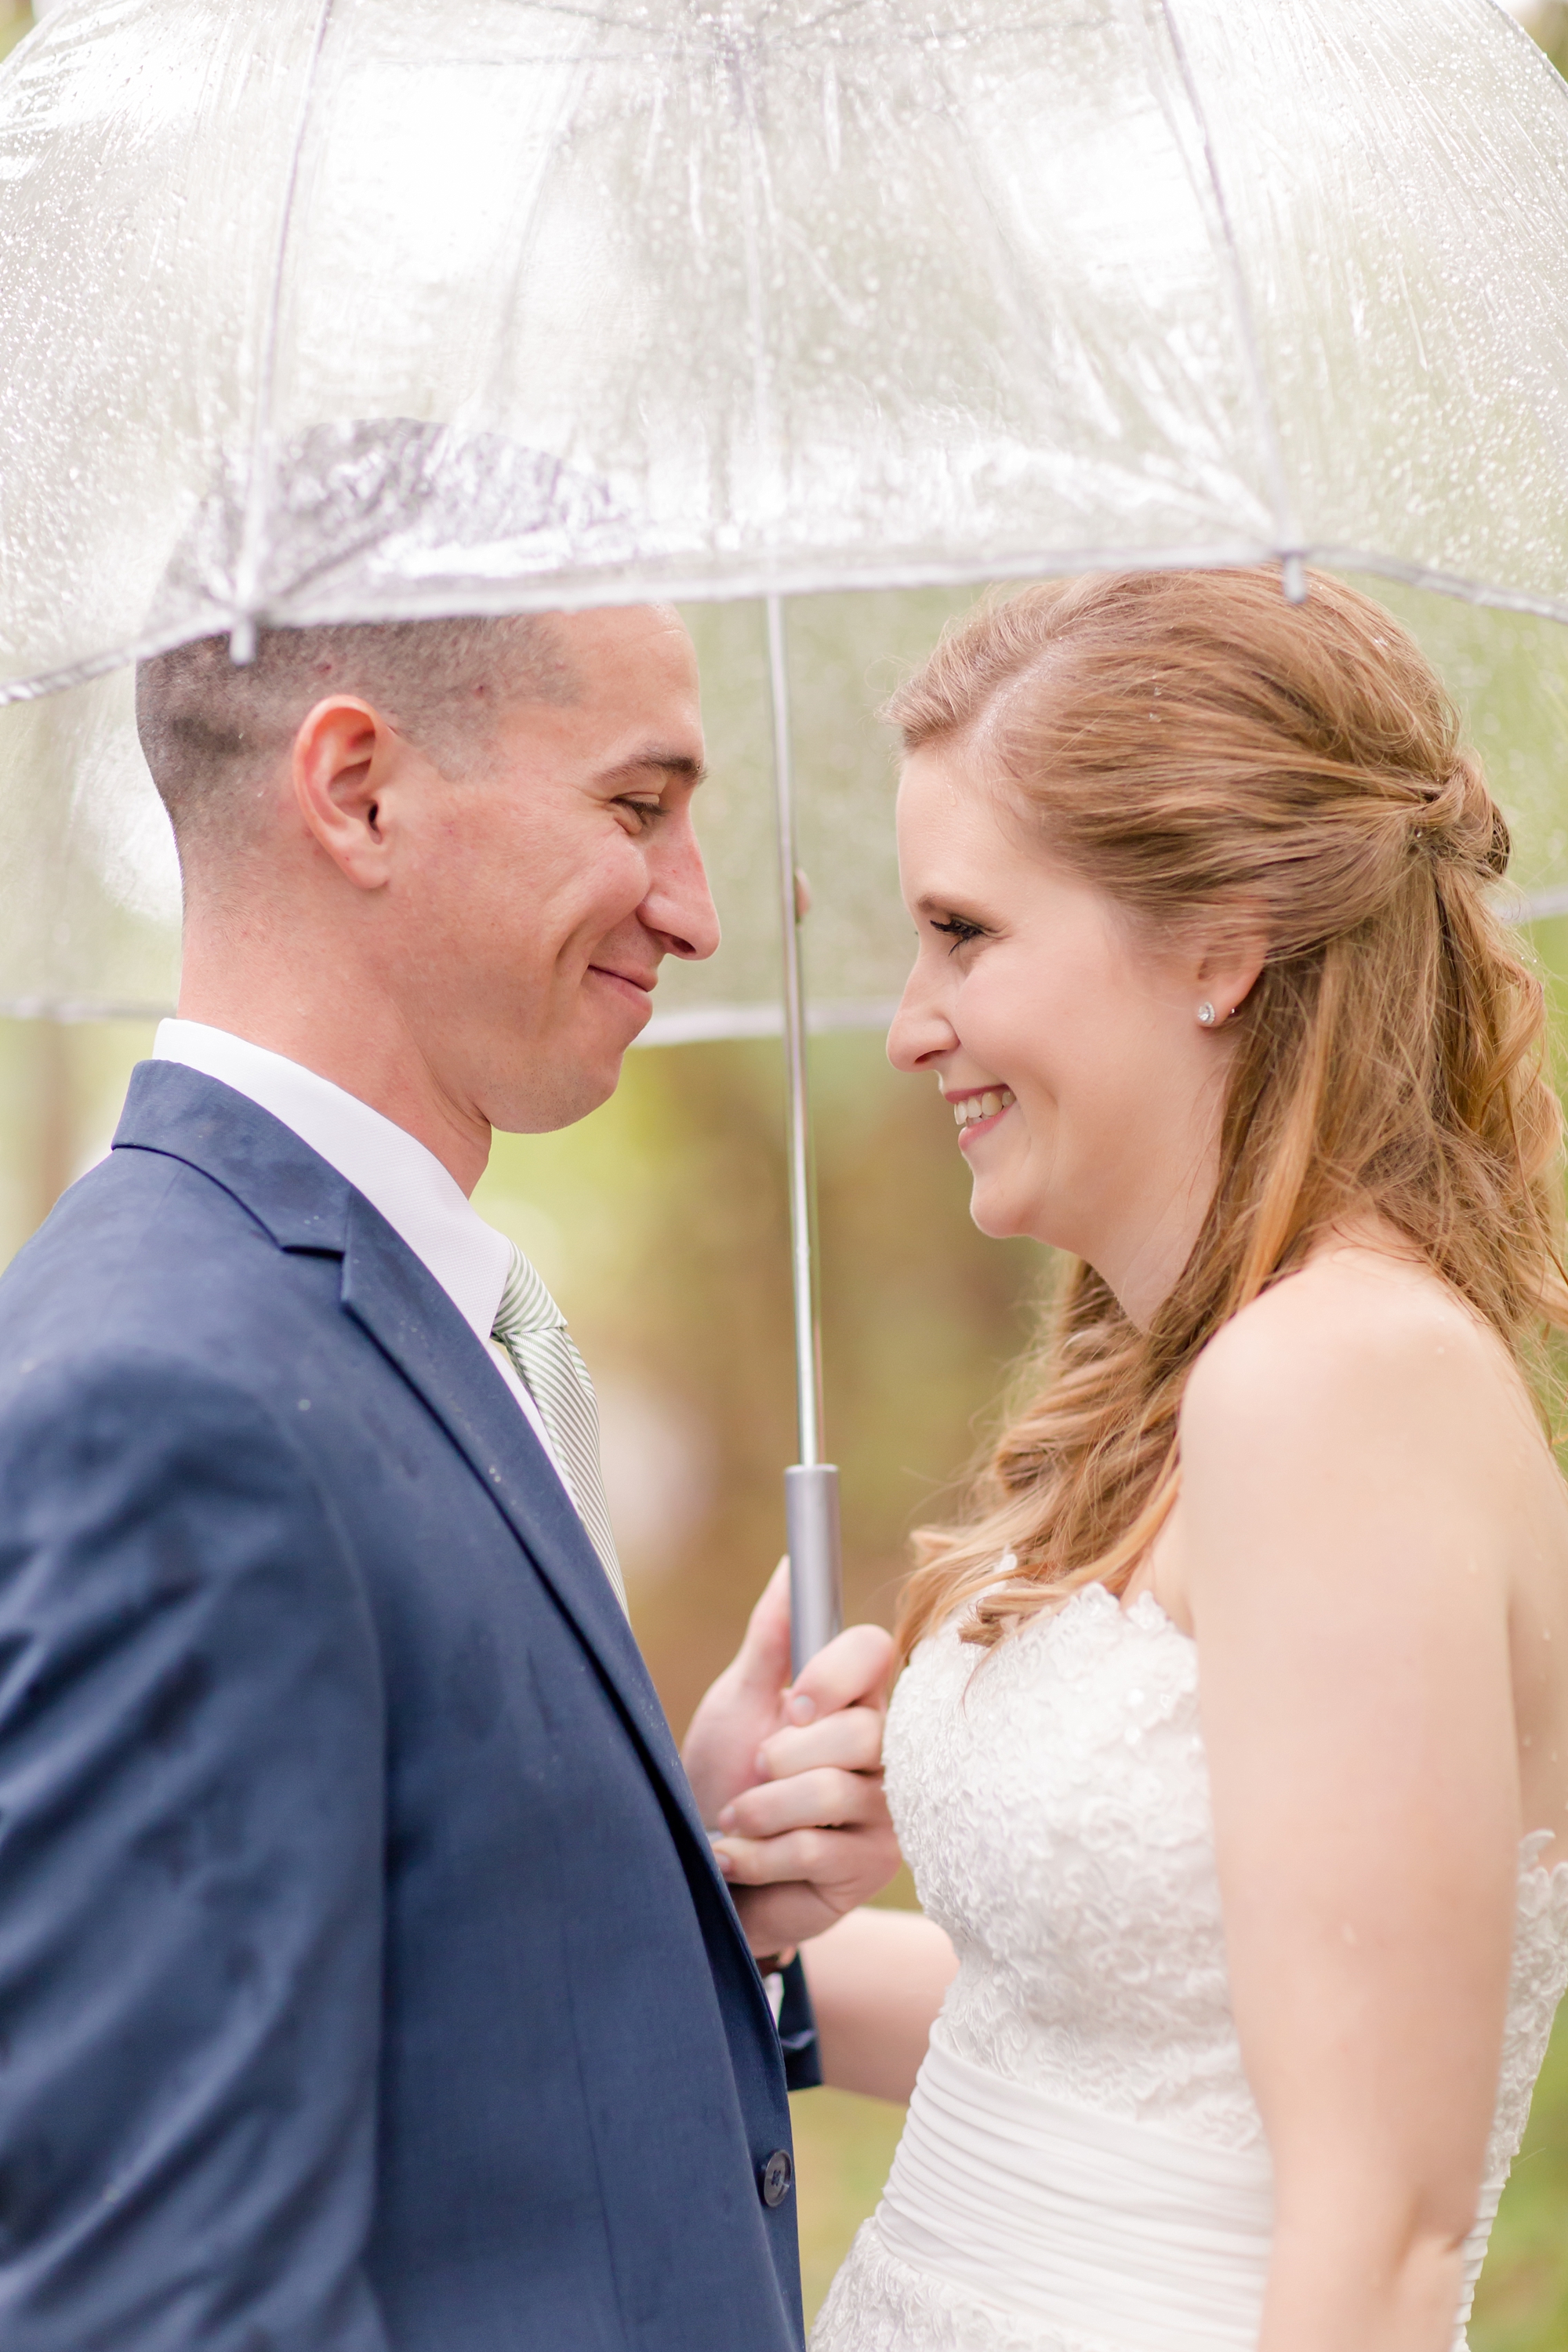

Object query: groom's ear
[291,696,410,891]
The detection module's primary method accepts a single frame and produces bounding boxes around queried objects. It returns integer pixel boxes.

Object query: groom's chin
[482,1038,628,1138]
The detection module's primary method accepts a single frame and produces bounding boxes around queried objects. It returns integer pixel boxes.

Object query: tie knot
[493,1242,566,1342]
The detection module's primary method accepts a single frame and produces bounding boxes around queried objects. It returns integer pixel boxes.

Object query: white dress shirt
[152,1019,571,1495]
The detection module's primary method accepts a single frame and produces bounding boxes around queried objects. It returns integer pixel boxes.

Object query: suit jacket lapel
[337,1190,720,1863]
[114,1062,737,1929]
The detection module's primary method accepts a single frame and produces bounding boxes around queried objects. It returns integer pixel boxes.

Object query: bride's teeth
[953,1087,1016,1127]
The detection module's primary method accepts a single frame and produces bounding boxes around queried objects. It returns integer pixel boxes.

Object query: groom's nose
[640,805,720,963]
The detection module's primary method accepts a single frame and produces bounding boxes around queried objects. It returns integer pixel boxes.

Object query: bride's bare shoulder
[1161,1233,1564,1639]
[1180,1232,1531,1468]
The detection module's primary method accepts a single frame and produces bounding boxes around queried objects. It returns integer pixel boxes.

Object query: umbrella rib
[230,0,339,662]
[1152,0,1304,593]
[9,541,1568,711]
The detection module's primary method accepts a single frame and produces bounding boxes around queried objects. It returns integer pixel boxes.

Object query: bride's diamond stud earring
[1197,1002,1217,1026]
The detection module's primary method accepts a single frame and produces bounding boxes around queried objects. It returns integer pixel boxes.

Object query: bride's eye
[930,915,985,953]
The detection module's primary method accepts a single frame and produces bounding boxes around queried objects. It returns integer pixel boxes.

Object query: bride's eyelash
[930,916,985,951]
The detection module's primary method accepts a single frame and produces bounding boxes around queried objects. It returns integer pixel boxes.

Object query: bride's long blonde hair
[894,568,1568,1661]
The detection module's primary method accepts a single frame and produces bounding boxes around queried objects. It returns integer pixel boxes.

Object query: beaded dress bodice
[811,1582,1568,2352]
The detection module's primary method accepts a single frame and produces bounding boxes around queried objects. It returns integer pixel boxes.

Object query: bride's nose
[887,967,957,1074]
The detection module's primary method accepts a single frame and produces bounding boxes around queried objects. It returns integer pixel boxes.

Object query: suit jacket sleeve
[0,1351,390,2352]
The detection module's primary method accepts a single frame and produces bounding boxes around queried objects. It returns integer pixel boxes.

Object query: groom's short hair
[134,415,621,850]
[136,613,573,847]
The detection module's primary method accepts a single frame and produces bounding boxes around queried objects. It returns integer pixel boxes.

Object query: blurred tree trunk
[29,1018,72,1236]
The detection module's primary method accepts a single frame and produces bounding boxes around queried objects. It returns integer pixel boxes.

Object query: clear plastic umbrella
[3,0,1568,1654]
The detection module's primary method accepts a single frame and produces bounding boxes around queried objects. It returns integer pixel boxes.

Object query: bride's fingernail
[713,1847,735,1874]
[786,1692,816,1726]
[754,1748,771,1777]
[717,1804,736,1830]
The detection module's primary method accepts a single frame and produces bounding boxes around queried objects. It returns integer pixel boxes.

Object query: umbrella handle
[786,1463,843,1676]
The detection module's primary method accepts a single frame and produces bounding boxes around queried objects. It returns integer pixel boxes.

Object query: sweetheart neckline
[985,1560,1187,1639]
[994,1575,1568,1881]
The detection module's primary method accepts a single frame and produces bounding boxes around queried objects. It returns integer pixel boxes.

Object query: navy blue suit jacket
[0,1062,818,2350]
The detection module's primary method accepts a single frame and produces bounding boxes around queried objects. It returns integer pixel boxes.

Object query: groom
[0,590,895,2349]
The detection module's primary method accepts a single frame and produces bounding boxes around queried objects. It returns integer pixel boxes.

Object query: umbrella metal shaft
[766,593,843,1674]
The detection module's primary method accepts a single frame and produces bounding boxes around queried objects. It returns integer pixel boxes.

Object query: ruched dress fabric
[811,1582,1568,2352]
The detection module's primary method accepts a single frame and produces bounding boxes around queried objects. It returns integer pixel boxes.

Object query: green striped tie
[492,1244,628,1617]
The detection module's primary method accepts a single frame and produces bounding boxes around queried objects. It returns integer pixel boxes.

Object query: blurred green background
[3,0,1568,2340]
[5,897,1568,2349]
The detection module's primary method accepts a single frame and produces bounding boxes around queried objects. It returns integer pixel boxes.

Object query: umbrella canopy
[2,0,1568,1025]
[3,0,1568,1648]
[2,0,1567,695]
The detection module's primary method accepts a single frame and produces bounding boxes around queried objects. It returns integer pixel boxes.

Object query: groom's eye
[613,796,665,829]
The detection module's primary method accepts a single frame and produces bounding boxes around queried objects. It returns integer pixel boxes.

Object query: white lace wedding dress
[811,1581,1568,2352]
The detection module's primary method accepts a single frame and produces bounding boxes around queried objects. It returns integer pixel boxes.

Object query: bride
[745,569,1568,2351]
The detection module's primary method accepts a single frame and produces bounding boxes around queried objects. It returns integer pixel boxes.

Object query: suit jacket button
[760,2149,793,2208]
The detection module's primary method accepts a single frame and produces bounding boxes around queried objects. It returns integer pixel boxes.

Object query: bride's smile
[942,1082,1016,1133]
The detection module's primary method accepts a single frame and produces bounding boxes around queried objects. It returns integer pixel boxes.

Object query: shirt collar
[152,1020,511,1348]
